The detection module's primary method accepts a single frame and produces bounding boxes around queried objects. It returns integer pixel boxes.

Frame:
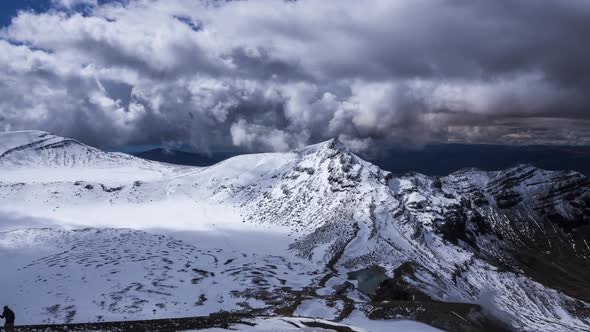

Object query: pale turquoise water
[348,266,389,295]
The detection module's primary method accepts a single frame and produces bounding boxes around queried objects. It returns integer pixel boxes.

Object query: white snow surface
[0,227,315,325]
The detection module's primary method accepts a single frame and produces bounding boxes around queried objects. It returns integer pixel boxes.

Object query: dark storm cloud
[0,0,589,152]
[228,47,312,82]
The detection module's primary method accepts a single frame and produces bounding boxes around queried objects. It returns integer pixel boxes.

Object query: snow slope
[0,130,589,331]
[0,130,182,183]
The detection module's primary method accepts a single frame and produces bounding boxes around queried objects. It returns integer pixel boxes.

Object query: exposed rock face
[239,142,590,331]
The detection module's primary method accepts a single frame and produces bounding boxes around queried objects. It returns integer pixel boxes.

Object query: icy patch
[295,299,339,320]
[342,310,444,332]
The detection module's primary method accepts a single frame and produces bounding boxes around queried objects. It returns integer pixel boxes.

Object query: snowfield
[0,228,317,325]
[1,130,589,331]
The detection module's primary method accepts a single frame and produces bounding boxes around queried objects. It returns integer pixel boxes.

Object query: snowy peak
[0,130,158,169]
[0,130,74,156]
[298,138,353,159]
[294,138,380,191]
[316,137,350,154]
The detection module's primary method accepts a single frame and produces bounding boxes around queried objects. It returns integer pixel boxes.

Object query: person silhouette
[0,306,14,332]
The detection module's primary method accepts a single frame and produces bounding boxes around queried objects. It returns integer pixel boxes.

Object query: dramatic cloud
[0,0,589,152]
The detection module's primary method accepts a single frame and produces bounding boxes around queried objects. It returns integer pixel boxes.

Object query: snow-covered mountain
[0,130,151,168]
[1,130,589,331]
[0,130,183,184]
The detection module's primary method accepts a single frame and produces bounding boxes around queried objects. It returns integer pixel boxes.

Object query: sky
[0,0,589,153]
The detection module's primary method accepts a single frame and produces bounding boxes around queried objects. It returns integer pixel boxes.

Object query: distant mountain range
[132,148,235,167]
[131,144,590,176]
[372,144,590,176]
